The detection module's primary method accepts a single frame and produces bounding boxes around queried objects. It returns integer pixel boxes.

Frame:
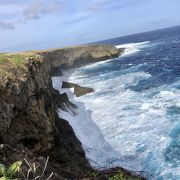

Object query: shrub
[0,161,22,180]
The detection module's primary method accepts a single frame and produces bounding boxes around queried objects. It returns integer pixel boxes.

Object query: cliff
[0,45,144,179]
[41,44,121,68]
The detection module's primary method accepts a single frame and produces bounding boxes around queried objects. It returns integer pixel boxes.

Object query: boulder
[62,81,94,97]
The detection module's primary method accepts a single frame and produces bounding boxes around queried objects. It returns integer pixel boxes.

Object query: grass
[11,55,25,65]
[0,53,38,78]
[109,172,141,180]
[0,54,25,65]
[0,51,39,65]
[0,55,7,64]
[0,52,40,67]
[84,169,144,180]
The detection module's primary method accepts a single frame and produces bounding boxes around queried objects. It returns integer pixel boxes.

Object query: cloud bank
[23,1,61,20]
[0,1,62,30]
[0,21,15,30]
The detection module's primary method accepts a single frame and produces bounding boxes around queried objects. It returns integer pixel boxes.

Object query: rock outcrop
[0,55,90,175]
[62,81,94,97]
[41,44,123,69]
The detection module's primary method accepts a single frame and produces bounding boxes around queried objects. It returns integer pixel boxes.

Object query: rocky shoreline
[0,44,144,179]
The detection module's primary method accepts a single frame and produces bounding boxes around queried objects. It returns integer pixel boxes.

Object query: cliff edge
[0,45,144,179]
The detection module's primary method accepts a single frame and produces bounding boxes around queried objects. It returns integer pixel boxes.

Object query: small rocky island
[0,45,144,179]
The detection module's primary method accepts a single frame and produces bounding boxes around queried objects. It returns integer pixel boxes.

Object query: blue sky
[0,0,180,51]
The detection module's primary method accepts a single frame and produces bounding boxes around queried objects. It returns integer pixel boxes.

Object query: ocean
[52,26,180,180]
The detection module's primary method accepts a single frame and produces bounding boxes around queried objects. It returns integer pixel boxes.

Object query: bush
[0,161,22,180]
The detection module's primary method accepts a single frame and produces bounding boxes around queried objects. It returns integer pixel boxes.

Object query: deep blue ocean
[53,26,180,180]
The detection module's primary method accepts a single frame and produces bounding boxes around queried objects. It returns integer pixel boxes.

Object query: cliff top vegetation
[0,52,40,78]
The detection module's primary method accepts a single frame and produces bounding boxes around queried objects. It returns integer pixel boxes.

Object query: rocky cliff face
[0,57,54,150]
[0,45,123,176]
[41,44,123,69]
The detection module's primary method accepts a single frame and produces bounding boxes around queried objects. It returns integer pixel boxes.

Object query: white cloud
[0,1,62,30]
[23,1,62,20]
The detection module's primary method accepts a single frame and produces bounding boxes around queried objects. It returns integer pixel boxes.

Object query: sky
[0,0,180,52]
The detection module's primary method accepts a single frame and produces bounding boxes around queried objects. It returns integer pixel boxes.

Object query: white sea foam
[53,69,180,179]
[52,76,127,168]
[116,41,150,56]
[52,53,180,179]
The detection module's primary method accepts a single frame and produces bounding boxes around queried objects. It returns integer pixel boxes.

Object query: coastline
[0,44,145,179]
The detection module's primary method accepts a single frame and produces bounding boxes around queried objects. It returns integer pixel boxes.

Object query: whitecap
[116,41,150,56]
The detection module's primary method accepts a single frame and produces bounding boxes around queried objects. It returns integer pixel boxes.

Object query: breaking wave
[52,33,180,179]
[116,41,150,56]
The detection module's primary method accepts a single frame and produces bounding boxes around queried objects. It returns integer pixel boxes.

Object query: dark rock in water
[62,81,77,88]
[62,81,94,97]
[52,89,77,111]
[74,85,94,97]
[118,47,125,55]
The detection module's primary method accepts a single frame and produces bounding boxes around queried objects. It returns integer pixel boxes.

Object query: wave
[51,34,180,179]
[116,41,150,56]
[52,76,126,168]
[65,66,180,179]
